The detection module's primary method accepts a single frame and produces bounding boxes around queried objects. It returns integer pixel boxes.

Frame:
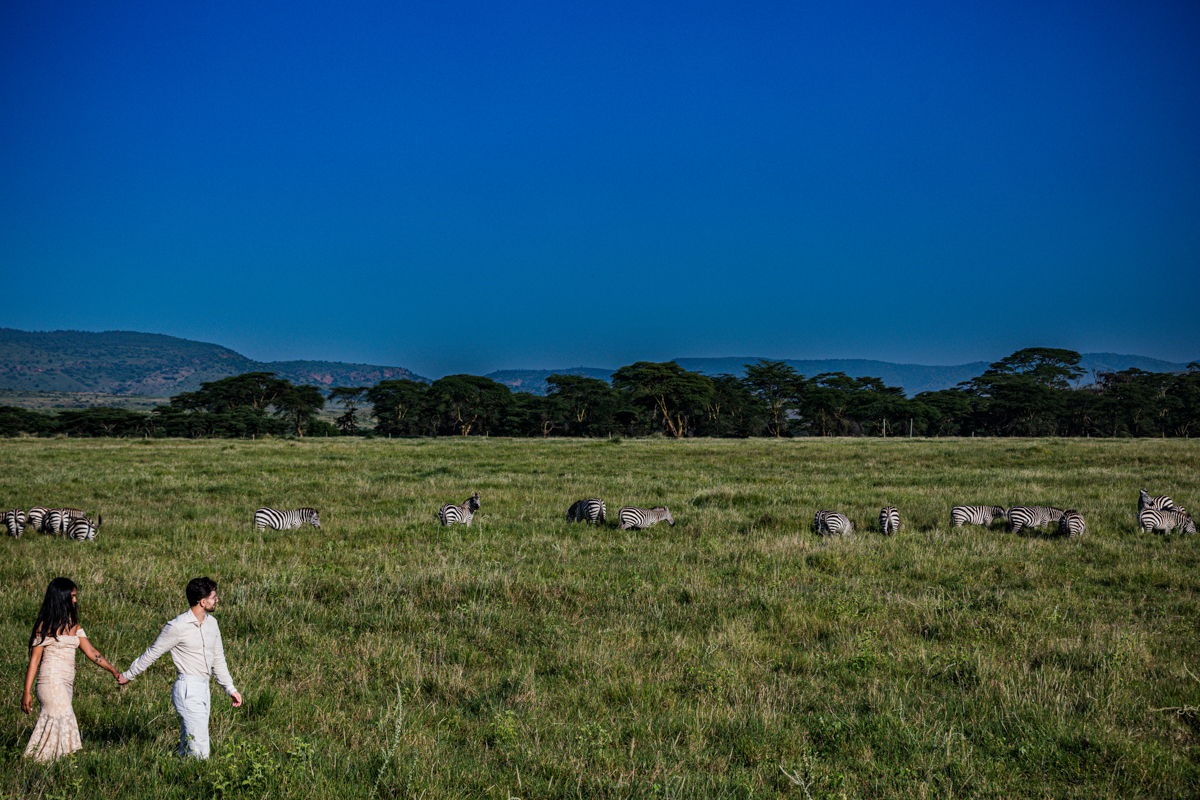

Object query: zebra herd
[434,494,677,532]
[3,506,101,541]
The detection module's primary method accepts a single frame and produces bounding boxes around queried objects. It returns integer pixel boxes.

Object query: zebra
[45,508,86,536]
[879,506,900,536]
[67,515,101,542]
[27,506,50,533]
[1058,510,1086,538]
[1138,489,1174,513]
[3,510,25,538]
[817,511,853,536]
[254,507,321,531]
[813,509,832,533]
[1138,507,1196,535]
[950,506,1006,528]
[567,499,606,525]
[438,492,480,527]
[617,506,674,531]
[1007,506,1065,534]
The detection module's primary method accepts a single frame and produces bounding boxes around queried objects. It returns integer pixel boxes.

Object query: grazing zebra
[1138,489,1174,513]
[28,506,50,533]
[879,506,901,536]
[67,515,101,542]
[1138,507,1196,535]
[1007,506,1065,534]
[950,505,1006,528]
[617,506,674,531]
[254,507,321,531]
[813,509,832,533]
[438,492,481,527]
[3,510,25,538]
[817,511,853,536]
[566,499,606,525]
[45,508,86,536]
[1058,510,1086,538]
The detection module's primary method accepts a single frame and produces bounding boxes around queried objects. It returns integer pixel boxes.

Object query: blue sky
[2,0,1197,378]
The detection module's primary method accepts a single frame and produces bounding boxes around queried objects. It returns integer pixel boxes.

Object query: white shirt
[122,610,237,695]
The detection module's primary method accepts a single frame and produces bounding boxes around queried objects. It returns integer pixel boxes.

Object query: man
[119,577,242,758]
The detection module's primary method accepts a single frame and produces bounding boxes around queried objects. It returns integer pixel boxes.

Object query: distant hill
[0,329,429,395]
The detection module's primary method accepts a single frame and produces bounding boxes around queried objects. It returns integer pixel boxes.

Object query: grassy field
[1,437,1198,799]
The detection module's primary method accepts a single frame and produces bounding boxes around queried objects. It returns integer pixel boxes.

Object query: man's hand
[230,691,242,708]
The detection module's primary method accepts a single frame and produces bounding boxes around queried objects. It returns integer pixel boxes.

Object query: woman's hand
[21,690,33,715]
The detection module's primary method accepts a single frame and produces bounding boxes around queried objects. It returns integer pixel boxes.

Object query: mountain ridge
[0,329,1193,397]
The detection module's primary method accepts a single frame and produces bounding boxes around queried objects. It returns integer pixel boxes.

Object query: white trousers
[171,675,211,759]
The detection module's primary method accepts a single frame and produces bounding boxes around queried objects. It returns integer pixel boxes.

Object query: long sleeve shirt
[121,610,238,696]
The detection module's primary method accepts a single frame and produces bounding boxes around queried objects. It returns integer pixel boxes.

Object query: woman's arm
[22,646,44,714]
[77,636,121,681]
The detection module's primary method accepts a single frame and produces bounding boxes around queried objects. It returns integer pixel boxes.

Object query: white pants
[172,676,211,759]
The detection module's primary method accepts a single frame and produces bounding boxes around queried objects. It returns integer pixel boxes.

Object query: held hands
[230,691,243,708]
[116,673,129,685]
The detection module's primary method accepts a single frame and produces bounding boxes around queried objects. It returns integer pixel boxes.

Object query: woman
[21,577,122,762]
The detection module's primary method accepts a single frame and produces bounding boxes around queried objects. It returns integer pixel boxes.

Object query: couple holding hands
[22,576,241,762]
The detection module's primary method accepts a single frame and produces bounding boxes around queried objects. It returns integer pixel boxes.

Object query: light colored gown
[23,628,86,762]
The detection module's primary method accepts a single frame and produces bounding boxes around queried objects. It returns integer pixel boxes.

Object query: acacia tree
[170,372,292,413]
[365,379,429,436]
[610,361,714,439]
[742,360,804,437]
[328,386,367,435]
[546,374,619,436]
[275,384,325,437]
[428,375,512,436]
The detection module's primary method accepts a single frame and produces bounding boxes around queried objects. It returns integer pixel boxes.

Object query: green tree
[328,386,368,435]
[170,372,292,413]
[700,374,765,437]
[275,385,325,437]
[365,380,429,437]
[610,362,714,439]
[546,374,620,436]
[428,375,512,436]
[741,360,804,437]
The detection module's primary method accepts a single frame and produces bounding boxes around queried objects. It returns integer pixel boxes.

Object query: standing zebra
[617,506,674,531]
[1058,510,1086,538]
[67,515,101,541]
[1007,506,1065,534]
[1138,507,1196,535]
[438,492,481,527]
[879,506,901,536]
[950,506,1006,528]
[817,511,853,536]
[45,508,86,537]
[254,507,321,531]
[566,499,606,525]
[3,510,25,538]
[27,506,50,533]
[1138,489,1174,513]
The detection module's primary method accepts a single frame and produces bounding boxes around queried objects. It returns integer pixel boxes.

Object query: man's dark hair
[186,576,218,607]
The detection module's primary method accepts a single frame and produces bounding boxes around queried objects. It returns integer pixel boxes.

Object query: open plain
[1,437,1198,798]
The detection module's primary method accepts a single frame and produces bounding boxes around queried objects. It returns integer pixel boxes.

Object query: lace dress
[23,628,86,762]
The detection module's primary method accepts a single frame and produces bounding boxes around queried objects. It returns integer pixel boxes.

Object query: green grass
[1,437,1198,799]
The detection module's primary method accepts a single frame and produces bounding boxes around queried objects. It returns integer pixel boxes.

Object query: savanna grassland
[1,437,1198,799]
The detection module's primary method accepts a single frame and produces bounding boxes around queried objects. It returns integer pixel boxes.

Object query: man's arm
[209,620,241,706]
[121,621,180,681]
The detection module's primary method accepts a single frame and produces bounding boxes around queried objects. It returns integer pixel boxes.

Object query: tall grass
[1,437,1198,798]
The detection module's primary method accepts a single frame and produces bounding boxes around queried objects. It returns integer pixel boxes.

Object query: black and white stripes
[438,492,481,527]
[1138,507,1195,535]
[617,506,674,530]
[950,506,1006,528]
[254,507,321,531]
[878,506,900,536]
[1058,510,1085,538]
[1006,506,1065,534]
[3,510,25,538]
[567,499,606,525]
[815,510,853,536]
[67,515,101,541]
[1138,489,1174,513]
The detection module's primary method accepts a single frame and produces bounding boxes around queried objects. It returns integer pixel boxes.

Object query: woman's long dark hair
[30,577,78,648]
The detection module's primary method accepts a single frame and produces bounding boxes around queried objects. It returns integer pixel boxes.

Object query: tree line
[2,348,1198,439]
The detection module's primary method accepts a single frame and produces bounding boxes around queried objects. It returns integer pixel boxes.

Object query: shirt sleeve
[209,620,238,696]
[122,621,179,681]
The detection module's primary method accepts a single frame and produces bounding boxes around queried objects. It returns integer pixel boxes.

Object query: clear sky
[2,0,1197,378]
